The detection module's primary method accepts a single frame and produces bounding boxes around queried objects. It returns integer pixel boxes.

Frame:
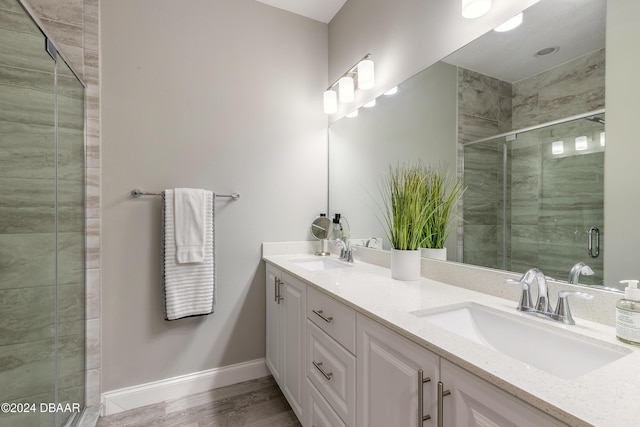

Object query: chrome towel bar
[130,188,240,200]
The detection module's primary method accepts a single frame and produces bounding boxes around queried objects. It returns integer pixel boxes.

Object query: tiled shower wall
[21,0,101,409]
[460,48,605,271]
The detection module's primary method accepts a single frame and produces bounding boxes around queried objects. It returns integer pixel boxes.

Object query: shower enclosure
[0,1,86,426]
[463,111,605,286]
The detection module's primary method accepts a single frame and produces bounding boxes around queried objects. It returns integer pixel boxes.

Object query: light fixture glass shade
[494,12,523,32]
[339,76,355,103]
[462,0,491,19]
[323,89,337,114]
[357,59,375,90]
[600,132,606,146]
[346,109,359,118]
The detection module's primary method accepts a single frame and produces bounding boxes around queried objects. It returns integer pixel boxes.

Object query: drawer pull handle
[312,360,333,380]
[312,309,333,323]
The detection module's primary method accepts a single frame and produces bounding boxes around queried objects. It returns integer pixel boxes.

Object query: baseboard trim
[101,358,269,416]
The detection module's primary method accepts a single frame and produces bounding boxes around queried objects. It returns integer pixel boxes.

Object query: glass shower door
[0,2,57,426]
[0,1,86,426]
[463,113,605,285]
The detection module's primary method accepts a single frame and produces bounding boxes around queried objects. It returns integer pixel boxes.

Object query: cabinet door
[440,360,566,427]
[357,314,439,427]
[265,264,282,384]
[281,273,306,421]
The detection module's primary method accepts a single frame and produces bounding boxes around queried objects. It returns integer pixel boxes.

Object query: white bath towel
[174,188,206,263]
[162,189,215,320]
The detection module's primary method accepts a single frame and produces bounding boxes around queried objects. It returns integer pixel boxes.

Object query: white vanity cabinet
[265,259,570,427]
[306,286,357,427]
[439,359,565,427]
[356,314,439,427]
[265,264,306,421]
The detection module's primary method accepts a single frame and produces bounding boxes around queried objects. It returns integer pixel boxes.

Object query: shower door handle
[588,227,600,258]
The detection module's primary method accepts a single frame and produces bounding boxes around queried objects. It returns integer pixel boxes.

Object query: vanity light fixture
[323,89,338,114]
[494,12,523,32]
[575,136,588,151]
[346,109,359,118]
[462,0,491,19]
[600,132,606,146]
[357,59,375,90]
[552,140,564,155]
[323,53,374,114]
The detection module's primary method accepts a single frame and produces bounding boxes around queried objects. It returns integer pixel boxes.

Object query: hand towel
[162,189,216,320]
[174,188,206,263]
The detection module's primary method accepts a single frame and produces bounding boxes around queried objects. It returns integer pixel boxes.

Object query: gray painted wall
[101,0,327,392]
[604,0,640,285]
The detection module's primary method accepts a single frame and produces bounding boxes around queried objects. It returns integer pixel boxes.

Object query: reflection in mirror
[328,0,613,288]
[463,112,605,286]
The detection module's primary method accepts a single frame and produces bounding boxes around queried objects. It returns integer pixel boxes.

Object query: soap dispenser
[616,279,640,345]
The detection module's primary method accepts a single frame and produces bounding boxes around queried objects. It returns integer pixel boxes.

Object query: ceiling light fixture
[384,86,398,96]
[323,53,374,115]
[364,99,376,108]
[535,46,560,57]
[462,0,491,19]
[494,12,523,32]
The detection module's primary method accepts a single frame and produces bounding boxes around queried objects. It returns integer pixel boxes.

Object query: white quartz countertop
[263,253,640,427]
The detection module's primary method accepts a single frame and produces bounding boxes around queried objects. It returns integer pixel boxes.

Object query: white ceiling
[443,0,606,83]
[255,0,347,23]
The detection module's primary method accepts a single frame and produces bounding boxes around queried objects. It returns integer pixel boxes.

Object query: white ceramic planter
[420,247,447,261]
[391,249,421,281]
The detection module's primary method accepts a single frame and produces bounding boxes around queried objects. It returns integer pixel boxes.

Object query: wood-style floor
[96,376,301,427]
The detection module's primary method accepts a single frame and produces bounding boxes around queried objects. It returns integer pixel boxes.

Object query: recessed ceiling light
[384,87,398,96]
[535,46,560,57]
[494,13,523,32]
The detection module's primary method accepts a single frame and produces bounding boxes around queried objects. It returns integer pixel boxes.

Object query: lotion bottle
[616,279,640,345]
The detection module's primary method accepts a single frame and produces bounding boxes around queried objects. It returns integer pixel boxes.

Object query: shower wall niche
[0,1,86,426]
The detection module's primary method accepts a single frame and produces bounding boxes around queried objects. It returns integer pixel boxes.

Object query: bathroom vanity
[263,243,640,427]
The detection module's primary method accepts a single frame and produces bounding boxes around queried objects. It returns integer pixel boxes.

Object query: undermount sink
[290,258,351,272]
[412,303,631,379]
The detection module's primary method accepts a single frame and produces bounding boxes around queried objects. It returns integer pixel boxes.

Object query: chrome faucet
[333,238,354,263]
[507,268,593,325]
[521,268,552,313]
[568,262,594,284]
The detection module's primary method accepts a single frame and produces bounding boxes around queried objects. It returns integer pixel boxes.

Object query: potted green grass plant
[380,162,433,280]
[420,166,465,260]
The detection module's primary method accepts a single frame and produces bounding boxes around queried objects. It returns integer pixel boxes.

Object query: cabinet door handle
[277,279,284,303]
[312,360,333,380]
[312,309,333,323]
[418,369,432,424]
[274,277,279,302]
[437,381,451,427]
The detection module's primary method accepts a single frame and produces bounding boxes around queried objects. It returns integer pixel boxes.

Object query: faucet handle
[553,291,594,325]
[505,278,533,311]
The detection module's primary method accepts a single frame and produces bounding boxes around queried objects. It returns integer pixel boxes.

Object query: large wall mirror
[328,0,614,289]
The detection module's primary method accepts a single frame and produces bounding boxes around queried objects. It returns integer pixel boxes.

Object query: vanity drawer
[307,320,356,427]
[307,286,356,354]
[307,378,348,427]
